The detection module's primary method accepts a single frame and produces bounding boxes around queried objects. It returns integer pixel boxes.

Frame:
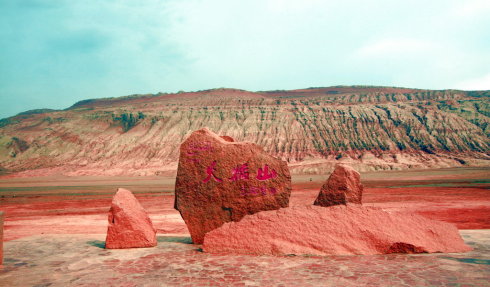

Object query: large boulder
[175,128,291,244]
[314,164,363,207]
[105,188,157,249]
[203,205,471,255]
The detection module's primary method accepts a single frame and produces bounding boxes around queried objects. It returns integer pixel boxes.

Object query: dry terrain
[0,167,488,241]
[0,167,488,286]
[1,86,488,177]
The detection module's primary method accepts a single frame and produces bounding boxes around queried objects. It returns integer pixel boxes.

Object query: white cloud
[455,74,490,90]
[448,0,490,18]
[163,0,343,90]
[355,38,437,58]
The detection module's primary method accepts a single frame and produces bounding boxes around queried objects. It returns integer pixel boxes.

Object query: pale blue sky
[1,0,489,119]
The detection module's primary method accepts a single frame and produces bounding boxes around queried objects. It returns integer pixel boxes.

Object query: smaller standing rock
[105,188,157,249]
[314,164,363,207]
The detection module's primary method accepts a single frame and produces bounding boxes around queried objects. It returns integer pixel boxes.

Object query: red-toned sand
[364,187,490,229]
[0,168,488,242]
[292,185,490,229]
[0,193,187,241]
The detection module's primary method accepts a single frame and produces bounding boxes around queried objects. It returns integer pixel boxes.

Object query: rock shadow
[87,240,106,249]
[157,236,193,244]
[441,257,490,265]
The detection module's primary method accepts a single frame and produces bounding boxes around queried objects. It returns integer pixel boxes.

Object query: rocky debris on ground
[314,164,363,207]
[203,205,471,255]
[105,188,157,249]
[174,128,291,244]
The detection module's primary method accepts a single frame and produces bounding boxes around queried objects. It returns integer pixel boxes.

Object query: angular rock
[314,164,363,207]
[105,188,157,249]
[175,128,291,244]
[203,205,471,255]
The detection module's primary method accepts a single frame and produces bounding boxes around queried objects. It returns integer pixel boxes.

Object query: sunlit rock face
[105,188,157,249]
[314,164,363,207]
[0,87,488,177]
[203,205,472,256]
[174,128,291,244]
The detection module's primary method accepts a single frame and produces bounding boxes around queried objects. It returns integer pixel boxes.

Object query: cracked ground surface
[0,230,489,287]
[0,168,489,286]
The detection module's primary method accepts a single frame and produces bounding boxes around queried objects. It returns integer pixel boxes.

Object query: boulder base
[203,205,471,255]
[105,188,157,249]
[175,128,291,244]
[314,164,363,207]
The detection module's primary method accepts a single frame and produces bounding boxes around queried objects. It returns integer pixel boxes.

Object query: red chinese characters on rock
[229,163,250,181]
[187,142,213,164]
[175,128,292,244]
[240,186,277,196]
[202,161,222,183]
[256,164,277,181]
[202,162,278,196]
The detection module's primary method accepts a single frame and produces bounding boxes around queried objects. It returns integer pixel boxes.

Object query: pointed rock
[203,205,471,256]
[175,128,291,244]
[314,164,363,207]
[105,188,157,249]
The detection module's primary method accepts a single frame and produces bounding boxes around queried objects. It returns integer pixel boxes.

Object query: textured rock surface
[174,128,291,244]
[105,188,156,249]
[0,211,3,265]
[0,87,488,177]
[203,205,472,255]
[314,164,363,207]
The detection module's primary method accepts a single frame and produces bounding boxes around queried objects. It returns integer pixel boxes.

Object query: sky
[1,0,489,119]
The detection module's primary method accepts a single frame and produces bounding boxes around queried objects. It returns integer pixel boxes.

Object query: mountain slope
[0,87,488,176]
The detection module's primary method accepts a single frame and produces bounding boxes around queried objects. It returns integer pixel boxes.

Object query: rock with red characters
[203,205,471,255]
[174,128,291,244]
[314,164,363,207]
[105,188,157,249]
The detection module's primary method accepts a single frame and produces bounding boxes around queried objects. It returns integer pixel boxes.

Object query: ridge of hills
[0,86,489,176]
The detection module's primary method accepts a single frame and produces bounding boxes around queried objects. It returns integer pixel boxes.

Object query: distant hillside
[0,86,488,176]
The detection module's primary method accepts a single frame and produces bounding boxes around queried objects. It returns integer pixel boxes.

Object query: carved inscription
[202,161,279,196]
[187,141,213,163]
[256,164,277,180]
[229,163,249,181]
[203,160,222,183]
[240,185,277,196]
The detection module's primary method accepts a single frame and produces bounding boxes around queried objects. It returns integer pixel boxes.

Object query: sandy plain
[0,167,489,286]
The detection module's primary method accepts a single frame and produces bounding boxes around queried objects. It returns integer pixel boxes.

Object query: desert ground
[0,167,489,286]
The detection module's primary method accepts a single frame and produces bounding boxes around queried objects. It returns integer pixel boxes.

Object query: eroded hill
[0,86,488,176]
